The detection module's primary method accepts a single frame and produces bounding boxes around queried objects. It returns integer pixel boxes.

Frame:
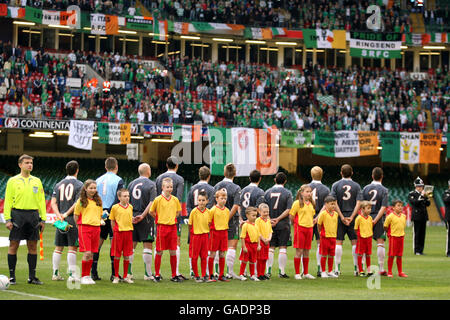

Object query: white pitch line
[2,289,61,300]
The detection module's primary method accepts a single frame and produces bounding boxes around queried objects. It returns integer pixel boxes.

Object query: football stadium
[0,0,449,303]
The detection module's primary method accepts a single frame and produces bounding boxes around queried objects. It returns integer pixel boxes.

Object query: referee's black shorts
[9,209,41,241]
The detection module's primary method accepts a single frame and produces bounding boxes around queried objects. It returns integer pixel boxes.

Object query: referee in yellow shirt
[4,155,46,285]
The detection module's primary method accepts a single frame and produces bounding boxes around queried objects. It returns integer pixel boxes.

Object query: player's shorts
[190,233,209,259]
[257,241,269,260]
[388,236,404,257]
[228,219,240,240]
[9,209,41,241]
[100,210,113,240]
[293,225,313,250]
[54,217,79,247]
[371,214,386,240]
[356,236,372,255]
[155,224,177,251]
[239,241,257,264]
[209,229,228,252]
[320,237,336,256]
[133,214,155,243]
[313,224,320,241]
[337,217,357,241]
[270,224,291,247]
[78,224,100,253]
[112,230,133,257]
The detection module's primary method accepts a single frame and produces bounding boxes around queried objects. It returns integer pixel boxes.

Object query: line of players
[50,157,398,283]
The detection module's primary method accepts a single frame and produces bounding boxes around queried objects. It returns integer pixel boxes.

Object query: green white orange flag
[90,14,119,34]
[97,122,131,145]
[380,132,441,164]
[209,127,278,176]
[303,29,346,48]
[154,20,168,40]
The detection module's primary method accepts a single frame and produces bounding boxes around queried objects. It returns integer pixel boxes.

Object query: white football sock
[279,248,287,274]
[267,248,274,273]
[67,250,77,277]
[352,245,358,269]
[176,246,181,275]
[226,248,236,275]
[316,245,321,272]
[143,249,153,277]
[214,252,219,274]
[377,244,385,272]
[335,245,343,271]
[128,249,134,274]
[52,250,62,275]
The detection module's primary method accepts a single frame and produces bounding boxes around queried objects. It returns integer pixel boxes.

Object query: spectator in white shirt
[383,119,392,131]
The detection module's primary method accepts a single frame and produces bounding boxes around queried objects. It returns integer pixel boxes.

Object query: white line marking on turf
[3,290,61,300]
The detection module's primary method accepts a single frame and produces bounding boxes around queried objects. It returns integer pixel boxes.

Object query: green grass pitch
[0,224,449,300]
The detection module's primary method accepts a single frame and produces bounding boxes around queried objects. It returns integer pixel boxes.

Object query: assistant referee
[4,154,47,285]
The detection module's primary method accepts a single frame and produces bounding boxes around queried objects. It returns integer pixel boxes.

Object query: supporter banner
[0,4,7,16]
[243,27,286,40]
[302,29,346,49]
[126,16,153,31]
[350,32,401,59]
[172,124,202,142]
[4,117,70,130]
[8,6,25,18]
[405,33,430,46]
[98,122,131,144]
[430,32,449,44]
[209,127,278,177]
[143,124,209,137]
[313,131,379,158]
[90,13,119,35]
[68,120,94,150]
[168,21,190,35]
[24,6,76,26]
[153,20,168,40]
[280,130,312,148]
[380,132,441,164]
[189,22,245,35]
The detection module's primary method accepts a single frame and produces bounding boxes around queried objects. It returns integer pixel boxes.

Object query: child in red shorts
[188,191,211,282]
[110,188,134,284]
[317,195,339,278]
[354,201,374,276]
[239,207,261,281]
[255,203,272,280]
[384,199,408,278]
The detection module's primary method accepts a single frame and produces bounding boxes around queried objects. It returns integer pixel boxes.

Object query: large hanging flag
[380,132,441,164]
[244,27,273,40]
[209,127,278,177]
[126,16,153,31]
[281,130,312,148]
[97,122,131,145]
[167,21,190,35]
[90,13,119,35]
[172,124,202,142]
[350,32,402,59]
[405,33,430,46]
[153,20,168,40]
[8,6,26,18]
[430,32,449,44]
[312,131,379,158]
[24,7,76,25]
[303,29,346,49]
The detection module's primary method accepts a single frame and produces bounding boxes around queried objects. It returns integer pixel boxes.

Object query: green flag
[379,132,400,163]
[281,130,312,148]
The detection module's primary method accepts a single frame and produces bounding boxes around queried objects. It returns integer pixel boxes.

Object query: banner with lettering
[68,120,94,150]
[312,131,379,158]
[280,130,312,148]
[98,122,131,144]
[90,13,119,35]
[349,32,402,59]
[380,132,441,164]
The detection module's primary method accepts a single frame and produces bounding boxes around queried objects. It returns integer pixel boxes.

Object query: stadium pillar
[345,49,351,68]
[138,35,143,56]
[278,46,284,67]
[211,42,218,63]
[413,48,420,72]
[80,33,84,51]
[245,44,250,63]
[312,48,317,65]
[55,29,59,50]
[302,43,306,68]
[13,24,18,47]
[95,35,100,53]
[180,39,185,57]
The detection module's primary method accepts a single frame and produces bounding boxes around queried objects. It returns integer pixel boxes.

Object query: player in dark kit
[240,170,266,221]
[127,163,157,281]
[359,167,389,275]
[308,166,331,277]
[155,156,186,280]
[214,163,241,279]
[331,164,363,275]
[264,172,293,278]
[186,166,215,277]
[51,160,84,282]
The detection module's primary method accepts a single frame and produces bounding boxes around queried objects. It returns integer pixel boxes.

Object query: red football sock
[388,256,394,274]
[320,256,326,273]
[170,254,177,278]
[208,257,214,277]
[303,257,309,275]
[200,257,207,278]
[357,255,363,273]
[192,257,199,277]
[87,259,93,275]
[327,257,334,273]
[294,257,301,275]
[114,258,120,278]
[249,263,255,277]
[219,257,225,277]
[123,259,129,279]
[365,256,371,273]
[396,257,403,274]
[154,254,162,277]
[82,260,89,277]
[239,261,247,276]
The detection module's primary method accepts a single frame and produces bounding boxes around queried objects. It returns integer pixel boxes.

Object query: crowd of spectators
[1,42,449,133]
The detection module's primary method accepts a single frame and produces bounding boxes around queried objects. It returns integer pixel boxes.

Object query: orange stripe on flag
[105,15,119,35]
[262,28,272,40]
[255,129,278,175]
[358,131,379,156]
[419,133,441,164]
[227,24,245,31]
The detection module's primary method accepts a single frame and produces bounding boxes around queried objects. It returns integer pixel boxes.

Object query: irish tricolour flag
[97,123,131,145]
[303,29,346,49]
[209,127,279,177]
[312,131,379,158]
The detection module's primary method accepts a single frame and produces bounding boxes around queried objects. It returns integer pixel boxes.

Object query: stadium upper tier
[9,0,449,33]
[0,44,448,132]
